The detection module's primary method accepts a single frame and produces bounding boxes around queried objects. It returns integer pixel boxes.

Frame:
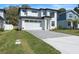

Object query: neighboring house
[0,9,5,29]
[57,10,79,29]
[0,9,13,30]
[18,8,58,30]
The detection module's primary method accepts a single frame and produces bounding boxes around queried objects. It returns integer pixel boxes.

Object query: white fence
[4,24,13,30]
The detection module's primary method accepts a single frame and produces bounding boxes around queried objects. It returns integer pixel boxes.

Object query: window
[68,22,71,26]
[50,12,54,17]
[75,16,77,19]
[43,10,46,15]
[25,20,41,23]
[32,10,37,13]
[51,21,55,26]
[30,20,34,22]
[22,9,27,12]
[69,14,73,18]
[25,20,29,22]
[22,9,27,15]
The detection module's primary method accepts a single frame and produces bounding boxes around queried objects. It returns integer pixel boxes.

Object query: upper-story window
[43,10,46,15]
[51,21,55,26]
[22,9,27,12]
[32,9,38,13]
[22,9,27,15]
[69,14,73,18]
[50,12,54,17]
[75,16,77,19]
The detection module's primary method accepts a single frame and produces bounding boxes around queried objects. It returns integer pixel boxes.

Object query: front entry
[44,19,50,30]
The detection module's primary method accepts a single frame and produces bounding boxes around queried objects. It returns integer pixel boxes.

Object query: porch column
[44,19,47,30]
[71,21,73,28]
[43,17,50,30]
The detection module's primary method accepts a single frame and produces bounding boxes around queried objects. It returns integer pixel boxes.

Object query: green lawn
[0,30,60,54]
[53,29,79,36]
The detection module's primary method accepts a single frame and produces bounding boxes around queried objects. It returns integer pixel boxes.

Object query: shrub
[57,25,68,30]
[0,28,4,31]
[14,28,21,31]
[57,25,64,29]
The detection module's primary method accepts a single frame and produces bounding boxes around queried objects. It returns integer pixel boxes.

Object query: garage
[22,20,42,30]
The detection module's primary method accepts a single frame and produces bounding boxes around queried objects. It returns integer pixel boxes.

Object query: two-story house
[18,8,58,30]
[0,9,5,29]
[57,10,79,29]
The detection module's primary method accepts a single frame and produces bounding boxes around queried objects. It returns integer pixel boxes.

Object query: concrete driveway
[27,30,79,54]
[28,30,71,39]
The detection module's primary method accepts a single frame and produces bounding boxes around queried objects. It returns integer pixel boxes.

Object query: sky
[0,4,78,10]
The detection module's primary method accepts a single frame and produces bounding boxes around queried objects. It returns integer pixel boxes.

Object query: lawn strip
[17,31,34,54]
[21,31,61,54]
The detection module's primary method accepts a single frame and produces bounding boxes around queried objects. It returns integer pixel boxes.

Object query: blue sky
[0,4,78,10]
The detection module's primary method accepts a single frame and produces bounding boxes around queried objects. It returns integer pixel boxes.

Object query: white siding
[20,10,26,16]
[27,10,39,17]
[0,11,4,18]
[66,12,79,20]
[20,9,39,17]
[47,10,50,16]
[4,24,13,30]
[19,9,58,30]
[50,11,57,29]
[77,24,79,29]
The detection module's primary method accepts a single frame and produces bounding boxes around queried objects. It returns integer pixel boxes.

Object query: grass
[0,30,60,54]
[53,29,79,36]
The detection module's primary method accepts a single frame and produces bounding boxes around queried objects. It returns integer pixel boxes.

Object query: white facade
[0,9,14,30]
[50,11,57,29]
[4,24,13,30]
[19,8,57,30]
[0,11,4,18]
[0,9,5,29]
[20,9,39,17]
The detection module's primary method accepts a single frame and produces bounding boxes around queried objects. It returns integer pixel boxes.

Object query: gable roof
[58,10,79,16]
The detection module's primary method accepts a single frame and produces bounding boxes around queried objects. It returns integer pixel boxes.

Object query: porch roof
[20,16,43,19]
[19,16,52,19]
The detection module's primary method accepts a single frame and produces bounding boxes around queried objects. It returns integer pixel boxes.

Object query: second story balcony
[19,8,57,18]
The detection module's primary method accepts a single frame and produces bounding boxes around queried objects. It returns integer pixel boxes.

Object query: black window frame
[25,20,29,22]
[68,22,71,26]
[50,11,54,17]
[51,21,55,26]
[22,9,27,12]
[43,10,46,15]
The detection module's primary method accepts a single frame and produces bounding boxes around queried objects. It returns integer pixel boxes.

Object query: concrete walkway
[27,30,79,54]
